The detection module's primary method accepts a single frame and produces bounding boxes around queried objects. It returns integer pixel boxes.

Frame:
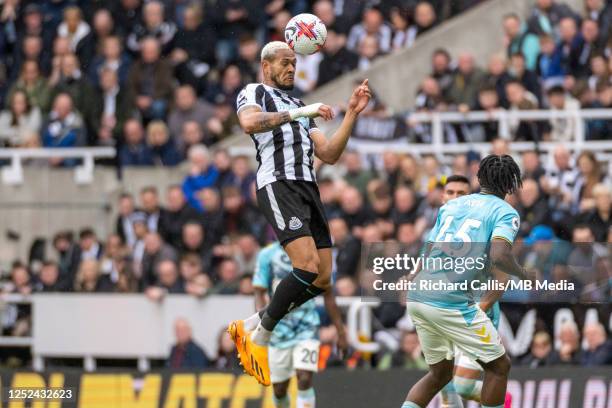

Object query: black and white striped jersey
[236,83,319,190]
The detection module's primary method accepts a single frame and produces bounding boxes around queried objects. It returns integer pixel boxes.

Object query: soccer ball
[284,13,327,55]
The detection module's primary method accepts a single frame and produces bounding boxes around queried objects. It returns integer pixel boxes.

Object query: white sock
[251,322,272,346]
[297,388,315,408]
[244,312,261,331]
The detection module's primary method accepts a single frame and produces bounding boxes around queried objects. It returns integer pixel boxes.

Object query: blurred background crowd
[0,0,610,370]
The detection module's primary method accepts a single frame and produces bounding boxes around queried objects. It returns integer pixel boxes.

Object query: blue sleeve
[522,34,541,71]
[253,247,273,290]
[182,176,204,212]
[491,206,520,245]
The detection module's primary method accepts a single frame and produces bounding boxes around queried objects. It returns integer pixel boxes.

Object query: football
[284,13,327,55]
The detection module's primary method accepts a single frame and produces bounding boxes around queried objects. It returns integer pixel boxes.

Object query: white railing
[228,108,612,155]
[0,147,115,185]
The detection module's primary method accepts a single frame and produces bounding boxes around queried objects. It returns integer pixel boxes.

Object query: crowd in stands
[0,0,483,154]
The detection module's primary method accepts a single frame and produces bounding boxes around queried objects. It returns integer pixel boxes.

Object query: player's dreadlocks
[477,154,522,197]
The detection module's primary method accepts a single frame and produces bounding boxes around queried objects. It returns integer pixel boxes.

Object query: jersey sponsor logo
[289,217,303,230]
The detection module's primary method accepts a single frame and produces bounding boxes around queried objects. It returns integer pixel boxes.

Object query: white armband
[289,103,322,120]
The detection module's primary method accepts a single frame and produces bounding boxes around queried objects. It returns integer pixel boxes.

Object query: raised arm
[310,79,372,164]
[238,106,291,134]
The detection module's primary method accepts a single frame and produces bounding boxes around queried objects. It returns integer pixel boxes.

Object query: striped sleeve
[236,84,263,113]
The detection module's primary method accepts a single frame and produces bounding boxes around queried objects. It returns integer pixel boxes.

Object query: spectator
[34,261,70,292]
[79,228,103,261]
[146,120,181,166]
[56,6,91,54]
[205,64,243,106]
[88,36,132,87]
[503,13,540,71]
[572,151,608,212]
[430,48,454,99]
[96,67,132,146]
[140,186,164,233]
[212,0,261,65]
[0,89,42,147]
[357,34,381,71]
[234,35,260,85]
[41,93,85,162]
[230,155,256,201]
[536,34,565,86]
[15,4,54,75]
[215,258,241,294]
[53,231,81,287]
[77,8,118,70]
[342,150,375,196]
[181,222,212,272]
[12,35,46,82]
[119,119,153,166]
[581,322,612,365]
[347,7,392,54]
[527,0,580,37]
[74,260,113,292]
[518,179,552,235]
[509,52,542,102]
[127,0,177,54]
[329,217,361,279]
[484,54,512,107]
[519,331,553,367]
[49,53,98,141]
[127,37,174,121]
[179,254,212,297]
[545,85,580,141]
[7,60,51,113]
[567,224,608,287]
[584,0,612,38]
[557,17,582,76]
[521,150,546,180]
[116,193,137,246]
[198,188,226,244]
[115,0,143,33]
[141,231,178,288]
[146,259,184,300]
[171,3,216,93]
[215,329,240,369]
[159,184,201,248]
[167,85,214,144]
[505,80,541,141]
[167,318,209,369]
[448,52,486,109]
[339,186,372,234]
[406,2,438,45]
[548,321,583,365]
[130,211,149,275]
[377,330,428,370]
[577,183,611,241]
[182,145,219,211]
[389,6,411,50]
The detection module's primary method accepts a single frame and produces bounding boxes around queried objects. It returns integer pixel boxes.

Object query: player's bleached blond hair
[261,41,292,62]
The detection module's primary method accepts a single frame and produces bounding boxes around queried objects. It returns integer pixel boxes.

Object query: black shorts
[256,180,332,249]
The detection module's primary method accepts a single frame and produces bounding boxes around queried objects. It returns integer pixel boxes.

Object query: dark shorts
[256,180,332,249]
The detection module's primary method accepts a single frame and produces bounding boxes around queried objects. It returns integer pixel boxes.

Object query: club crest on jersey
[289,217,303,230]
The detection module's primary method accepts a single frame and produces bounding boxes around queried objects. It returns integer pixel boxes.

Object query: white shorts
[406,302,505,366]
[269,339,321,383]
[455,348,483,372]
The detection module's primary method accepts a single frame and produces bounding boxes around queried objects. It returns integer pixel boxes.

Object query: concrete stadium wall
[0,167,187,266]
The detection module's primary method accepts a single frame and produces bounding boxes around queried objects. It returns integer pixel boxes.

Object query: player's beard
[271,72,294,91]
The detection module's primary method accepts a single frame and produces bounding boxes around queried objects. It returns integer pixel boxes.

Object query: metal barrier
[0,147,115,185]
[228,108,612,160]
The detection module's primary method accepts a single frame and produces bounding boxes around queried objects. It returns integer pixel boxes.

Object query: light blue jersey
[253,243,320,349]
[408,193,520,323]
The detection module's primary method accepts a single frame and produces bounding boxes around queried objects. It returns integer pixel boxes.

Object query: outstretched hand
[347,79,372,115]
